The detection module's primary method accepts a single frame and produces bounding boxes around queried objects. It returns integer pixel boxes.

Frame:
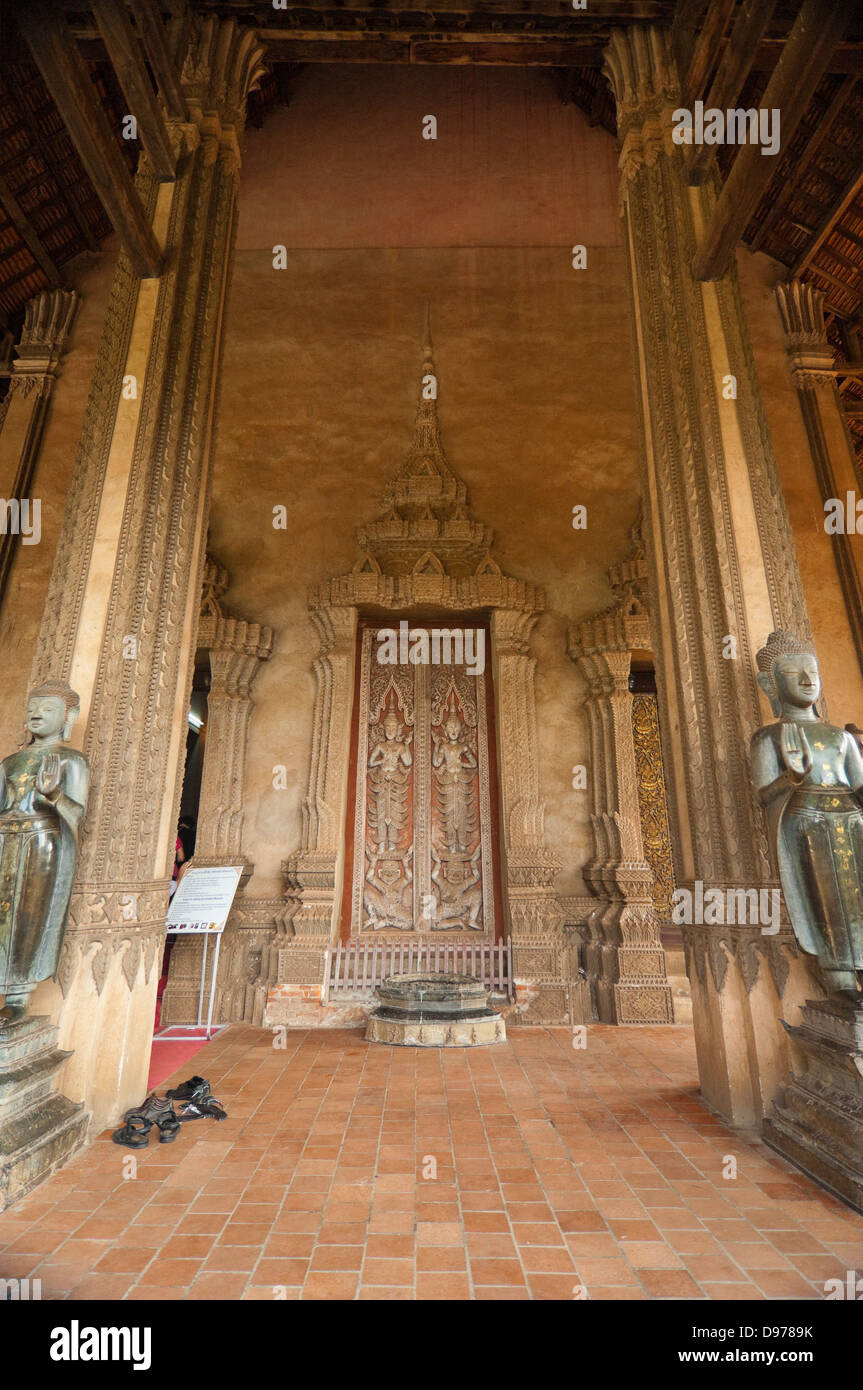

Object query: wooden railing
[324,939,512,1002]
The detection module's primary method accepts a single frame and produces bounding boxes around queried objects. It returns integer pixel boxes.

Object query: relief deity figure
[430,844,483,930]
[751,631,863,998]
[0,681,89,1021]
[367,709,412,854]
[432,714,478,853]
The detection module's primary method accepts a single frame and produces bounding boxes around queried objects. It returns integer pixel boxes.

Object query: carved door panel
[344,623,499,939]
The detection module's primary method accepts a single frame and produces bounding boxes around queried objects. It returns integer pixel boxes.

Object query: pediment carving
[310,324,541,618]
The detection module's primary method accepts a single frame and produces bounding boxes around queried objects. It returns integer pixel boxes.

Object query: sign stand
[164,865,243,1039]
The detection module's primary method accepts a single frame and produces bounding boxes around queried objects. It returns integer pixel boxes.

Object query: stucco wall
[210,65,641,901]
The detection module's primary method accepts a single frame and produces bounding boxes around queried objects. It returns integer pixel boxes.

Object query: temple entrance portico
[1,3,862,1234]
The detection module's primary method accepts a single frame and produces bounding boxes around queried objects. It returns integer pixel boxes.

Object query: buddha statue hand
[780,722,812,781]
[36,753,62,802]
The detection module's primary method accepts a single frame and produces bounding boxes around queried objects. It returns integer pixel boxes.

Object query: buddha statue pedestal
[763,995,863,1214]
[0,1014,89,1211]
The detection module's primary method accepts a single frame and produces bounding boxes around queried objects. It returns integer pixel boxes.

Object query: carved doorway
[340,618,504,944]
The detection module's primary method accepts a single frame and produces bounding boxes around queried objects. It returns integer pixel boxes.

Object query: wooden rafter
[683,0,736,106]
[18,0,162,279]
[692,0,855,282]
[0,171,63,286]
[14,85,100,253]
[670,0,709,83]
[685,0,781,186]
[794,167,863,277]
[91,0,176,181]
[133,0,186,121]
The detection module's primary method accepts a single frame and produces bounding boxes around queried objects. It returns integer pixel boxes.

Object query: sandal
[155,1109,181,1144]
[177,1095,228,1122]
[138,1095,181,1143]
[166,1075,210,1102]
[112,1115,151,1148]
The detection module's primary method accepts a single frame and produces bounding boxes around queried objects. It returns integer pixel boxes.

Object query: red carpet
[147,1028,221,1091]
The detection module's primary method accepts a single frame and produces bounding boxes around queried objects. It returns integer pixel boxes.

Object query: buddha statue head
[25,680,81,745]
[755,631,820,719]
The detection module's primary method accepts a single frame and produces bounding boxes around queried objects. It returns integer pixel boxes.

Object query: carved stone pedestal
[763,997,863,1214]
[0,1015,89,1211]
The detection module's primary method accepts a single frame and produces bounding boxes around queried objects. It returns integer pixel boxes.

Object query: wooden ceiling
[0,0,861,455]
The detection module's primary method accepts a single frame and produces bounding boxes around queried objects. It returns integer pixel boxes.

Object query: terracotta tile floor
[2,1023,861,1300]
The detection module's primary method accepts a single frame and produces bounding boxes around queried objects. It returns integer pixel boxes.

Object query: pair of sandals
[112,1094,180,1148]
[111,1075,226,1149]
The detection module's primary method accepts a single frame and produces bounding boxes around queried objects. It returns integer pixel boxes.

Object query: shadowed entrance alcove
[268,329,575,1026]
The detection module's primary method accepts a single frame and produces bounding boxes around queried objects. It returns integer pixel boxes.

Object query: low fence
[324,938,512,1001]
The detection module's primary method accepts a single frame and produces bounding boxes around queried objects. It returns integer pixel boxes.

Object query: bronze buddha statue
[0,680,89,1022]
[751,631,863,998]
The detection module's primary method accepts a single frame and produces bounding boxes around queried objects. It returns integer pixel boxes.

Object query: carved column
[605,26,815,1122]
[0,291,78,611]
[277,605,359,999]
[160,555,274,1025]
[775,279,863,674]
[194,559,274,872]
[569,561,674,1024]
[26,19,266,1130]
[492,607,567,1024]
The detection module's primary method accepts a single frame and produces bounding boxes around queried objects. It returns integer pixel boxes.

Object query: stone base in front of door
[365,971,507,1047]
[366,1013,505,1046]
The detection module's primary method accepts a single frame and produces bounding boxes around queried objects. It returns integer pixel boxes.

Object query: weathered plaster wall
[0,245,118,755]
[211,65,641,901]
[739,249,863,726]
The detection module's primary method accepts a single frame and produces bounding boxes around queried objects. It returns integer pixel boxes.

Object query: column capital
[174,15,267,149]
[603,25,680,142]
[9,289,78,399]
[775,279,835,387]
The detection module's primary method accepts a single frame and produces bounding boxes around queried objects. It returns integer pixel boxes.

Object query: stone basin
[365,971,506,1047]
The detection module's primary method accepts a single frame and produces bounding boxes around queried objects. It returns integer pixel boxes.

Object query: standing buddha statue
[751,630,863,998]
[0,680,89,1021]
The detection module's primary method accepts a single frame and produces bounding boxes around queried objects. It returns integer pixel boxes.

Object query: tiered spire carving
[355,321,495,576]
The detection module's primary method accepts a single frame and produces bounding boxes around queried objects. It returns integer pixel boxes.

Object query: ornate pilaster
[491,607,567,1023]
[775,279,863,674]
[194,555,274,871]
[569,523,674,1023]
[27,18,266,1130]
[0,290,78,610]
[605,26,814,1121]
[160,555,274,1025]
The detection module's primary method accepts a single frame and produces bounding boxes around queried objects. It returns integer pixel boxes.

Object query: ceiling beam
[249,35,609,65]
[793,167,863,276]
[132,0,186,122]
[91,0,176,181]
[0,172,64,286]
[685,0,781,186]
[683,0,736,106]
[18,0,163,279]
[751,40,863,78]
[691,0,854,282]
[671,0,709,84]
